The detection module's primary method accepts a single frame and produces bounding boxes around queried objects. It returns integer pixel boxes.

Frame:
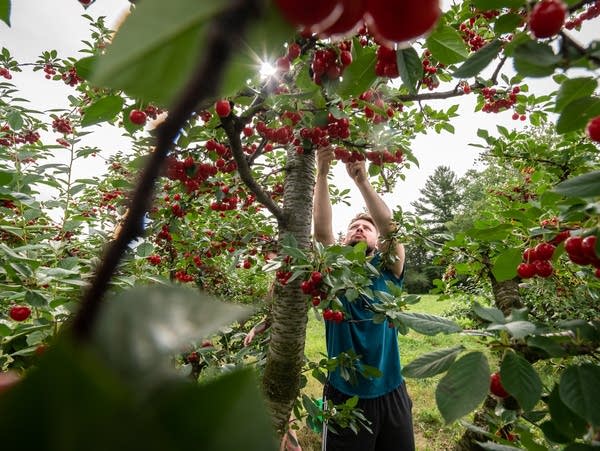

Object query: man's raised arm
[313,147,335,246]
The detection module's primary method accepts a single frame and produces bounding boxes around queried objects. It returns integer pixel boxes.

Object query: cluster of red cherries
[518,230,600,279]
[274,0,441,46]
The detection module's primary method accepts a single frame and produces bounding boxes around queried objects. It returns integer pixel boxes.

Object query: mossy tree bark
[262,148,315,436]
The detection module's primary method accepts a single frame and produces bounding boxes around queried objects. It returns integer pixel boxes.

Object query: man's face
[343,219,378,253]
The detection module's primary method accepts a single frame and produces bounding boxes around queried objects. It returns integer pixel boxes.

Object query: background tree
[411,165,461,237]
[406,165,461,291]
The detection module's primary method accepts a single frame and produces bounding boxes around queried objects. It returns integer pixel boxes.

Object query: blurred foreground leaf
[0,340,276,451]
[92,284,250,384]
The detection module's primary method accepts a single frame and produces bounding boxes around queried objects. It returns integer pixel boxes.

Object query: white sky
[1,0,596,234]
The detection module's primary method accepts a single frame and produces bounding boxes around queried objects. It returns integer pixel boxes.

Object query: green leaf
[452,39,502,79]
[488,321,536,339]
[472,303,505,324]
[491,247,522,282]
[151,369,278,451]
[397,312,462,335]
[220,6,295,98]
[500,352,542,411]
[526,336,567,358]
[556,96,600,134]
[436,352,490,423]
[25,290,49,308]
[0,170,12,186]
[92,285,251,384]
[472,0,525,8]
[555,77,598,112]
[553,171,600,198]
[403,345,465,378]
[6,110,23,130]
[81,96,123,127]
[396,47,423,95]
[0,341,143,451]
[91,0,227,106]
[513,40,560,77]
[135,242,154,257]
[559,363,600,427]
[426,24,469,65]
[494,13,524,35]
[467,223,512,241]
[337,47,377,99]
[0,0,10,26]
[547,384,588,440]
[74,56,97,80]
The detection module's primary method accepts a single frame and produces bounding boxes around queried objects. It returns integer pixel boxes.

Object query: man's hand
[316,146,334,174]
[346,160,368,185]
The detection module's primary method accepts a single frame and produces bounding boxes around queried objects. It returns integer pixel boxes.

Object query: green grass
[299,294,483,451]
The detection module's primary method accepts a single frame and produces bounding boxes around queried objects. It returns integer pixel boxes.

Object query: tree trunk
[490,276,523,316]
[262,149,315,435]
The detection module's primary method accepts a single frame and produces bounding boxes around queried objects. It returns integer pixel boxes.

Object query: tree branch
[71,0,264,341]
[220,114,286,222]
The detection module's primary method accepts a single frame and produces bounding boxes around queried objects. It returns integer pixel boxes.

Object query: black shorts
[322,382,415,451]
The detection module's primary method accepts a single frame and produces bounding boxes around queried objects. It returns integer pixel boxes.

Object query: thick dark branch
[221,115,285,222]
[71,0,263,341]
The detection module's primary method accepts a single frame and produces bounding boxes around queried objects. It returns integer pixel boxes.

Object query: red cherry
[565,236,584,256]
[242,259,252,269]
[534,242,555,261]
[287,43,302,60]
[517,263,536,279]
[581,235,599,259]
[333,311,344,323]
[490,372,509,398]
[522,247,538,262]
[9,305,31,321]
[528,0,567,39]
[586,116,600,143]
[187,351,200,363]
[365,0,441,45]
[550,230,570,245]
[310,271,323,285]
[534,260,553,278]
[215,100,231,118]
[274,0,342,32]
[129,109,147,126]
[319,0,367,38]
[300,280,314,294]
[340,50,353,67]
[311,297,321,306]
[323,308,335,321]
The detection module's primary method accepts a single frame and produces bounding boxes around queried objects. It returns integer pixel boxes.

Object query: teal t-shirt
[325,253,404,399]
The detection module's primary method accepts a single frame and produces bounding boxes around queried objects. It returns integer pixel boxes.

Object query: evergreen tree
[410,165,461,237]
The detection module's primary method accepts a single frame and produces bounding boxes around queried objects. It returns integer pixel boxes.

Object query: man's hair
[348,212,378,232]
